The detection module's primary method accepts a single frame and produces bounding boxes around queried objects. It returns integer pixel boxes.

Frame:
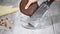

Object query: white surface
[13,11,54,34]
[52,15,60,34]
[9,10,53,34]
[13,23,54,34]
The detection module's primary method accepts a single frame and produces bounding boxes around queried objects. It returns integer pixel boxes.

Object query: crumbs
[0,17,14,31]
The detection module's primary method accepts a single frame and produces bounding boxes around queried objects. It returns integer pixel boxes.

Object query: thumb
[25,2,31,9]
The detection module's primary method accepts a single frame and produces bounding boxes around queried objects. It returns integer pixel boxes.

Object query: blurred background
[0,0,60,34]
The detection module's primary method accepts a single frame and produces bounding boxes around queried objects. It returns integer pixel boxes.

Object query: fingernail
[25,7,28,9]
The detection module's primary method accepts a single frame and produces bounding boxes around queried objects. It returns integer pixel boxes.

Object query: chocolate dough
[20,0,39,16]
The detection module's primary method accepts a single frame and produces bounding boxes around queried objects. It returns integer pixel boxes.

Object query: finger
[25,2,31,9]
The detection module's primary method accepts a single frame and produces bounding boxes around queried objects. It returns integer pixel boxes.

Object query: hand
[25,0,37,9]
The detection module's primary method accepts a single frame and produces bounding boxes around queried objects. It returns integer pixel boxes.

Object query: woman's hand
[25,0,37,9]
